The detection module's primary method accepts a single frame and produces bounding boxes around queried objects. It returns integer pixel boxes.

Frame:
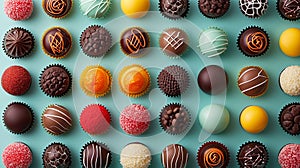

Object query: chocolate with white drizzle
[161,144,189,168]
[239,0,268,18]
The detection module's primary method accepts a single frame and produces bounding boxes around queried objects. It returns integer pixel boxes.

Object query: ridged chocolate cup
[42,142,72,168]
[3,102,34,134]
[237,26,270,57]
[158,0,190,20]
[278,102,300,136]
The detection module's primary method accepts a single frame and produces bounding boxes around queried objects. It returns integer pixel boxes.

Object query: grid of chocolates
[1,0,300,168]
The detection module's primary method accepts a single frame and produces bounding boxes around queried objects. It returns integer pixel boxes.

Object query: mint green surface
[0,0,299,167]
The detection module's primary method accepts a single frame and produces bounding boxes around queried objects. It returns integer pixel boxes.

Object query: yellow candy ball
[279,28,300,57]
[240,106,268,134]
[121,0,150,18]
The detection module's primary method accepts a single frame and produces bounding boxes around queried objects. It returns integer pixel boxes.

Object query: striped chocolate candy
[81,142,111,168]
[161,144,189,168]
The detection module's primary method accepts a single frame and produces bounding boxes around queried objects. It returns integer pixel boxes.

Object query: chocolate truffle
[120,142,151,168]
[42,0,72,18]
[277,0,300,21]
[42,104,72,135]
[120,27,150,57]
[39,64,71,97]
[239,0,268,18]
[159,0,190,19]
[159,28,188,57]
[3,102,33,134]
[197,65,228,95]
[80,25,112,57]
[238,26,269,57]
[157,65,189,97]
[198,0,230,18]
[42,27,72,59]
[159,103,190,135]
[81,141,112,168]
[43,143,71,168]
[2,27,34,59]
[238,66,269,97]
[1,65,31,96]
[237,141,268,167]
[279,103,300,135]
[161,144,189,168]
[197,141,230,168]
[279,65,300,96]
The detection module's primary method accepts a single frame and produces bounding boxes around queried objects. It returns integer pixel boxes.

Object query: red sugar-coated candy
[1,65,31,95]
[4,0,33,21]
[120,104,150,135]
[2,142,32,168]
[80,104,111,135]
[278,144,300,168]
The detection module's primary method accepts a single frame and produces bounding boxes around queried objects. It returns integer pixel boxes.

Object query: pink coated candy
[278,144,300,168]
[4,0,33,20]
[2,142,32,168]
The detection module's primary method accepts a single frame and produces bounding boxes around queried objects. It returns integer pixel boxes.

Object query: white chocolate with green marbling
[198,27,228,57]
[80,0,111,18]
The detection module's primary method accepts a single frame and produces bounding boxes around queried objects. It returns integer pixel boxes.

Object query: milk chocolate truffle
[80,25,112,57]
[197,141,230,168]
[42,104,72,135]
[39,64,71,97]
[80,141,112,168]
[279,103,300,135]
[277,0,300,21]
[42,27,72,59]
[2,27,34,59]
[159,103,190,135]
[159,28,188,57]
[238,26,269,57]
[161,144,189,168]
[157,65,189,97]
[3,102,33,134]
[237,141,268,167]
[238,66,269,97]
[198,0,230,18]
[120,27,150,57]
[198,65,228,95]
[42,0,73,18]
[42,143,72,168]
[159,0,190,19]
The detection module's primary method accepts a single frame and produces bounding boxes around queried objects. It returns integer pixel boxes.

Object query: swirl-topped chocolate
[43,0,72,18]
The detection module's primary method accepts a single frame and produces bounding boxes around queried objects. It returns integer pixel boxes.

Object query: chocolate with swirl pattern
[43,0,72,18]
[197,141,230,168]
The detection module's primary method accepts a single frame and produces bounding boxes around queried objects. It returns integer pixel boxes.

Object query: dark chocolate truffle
[160,103,190,135]
[279,103,300,135]
[161,144,189,168]
[43,143,72,168]
[3,102,33,134]
[197,65,228,95]
[239,0,268,18]
[42,104,72,135]
[198,0,230,18]
[238,26,269,57]
[120,27,150,57]
[159,28,188,57]
[157,65,190,97]
[1,65,32,96]
[80,141,112,168]
[237,141,268,168]
[80,25,112,57]
[39,64,71,97]
[197,141,230,168]
[42,27,72,59]
[42,0,72,18]
[277,0,300,21]
[2,27,34,59]
[159,0,190,19]
[238,66,269,97]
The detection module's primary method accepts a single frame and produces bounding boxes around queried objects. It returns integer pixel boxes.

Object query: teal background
[0,0,299,167]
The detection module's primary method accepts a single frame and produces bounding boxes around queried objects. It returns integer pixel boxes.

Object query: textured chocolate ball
[239,0,268,18]
[157,65,189,97]
[238,27,269,57]
[161,144,189,168]
[159,0,190,19]
[3,102,33,134]
[238,66,269,97]
[42,143,72,168]
[198,0,230,18]
[197,65,228,95]
[279,103,300,135]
